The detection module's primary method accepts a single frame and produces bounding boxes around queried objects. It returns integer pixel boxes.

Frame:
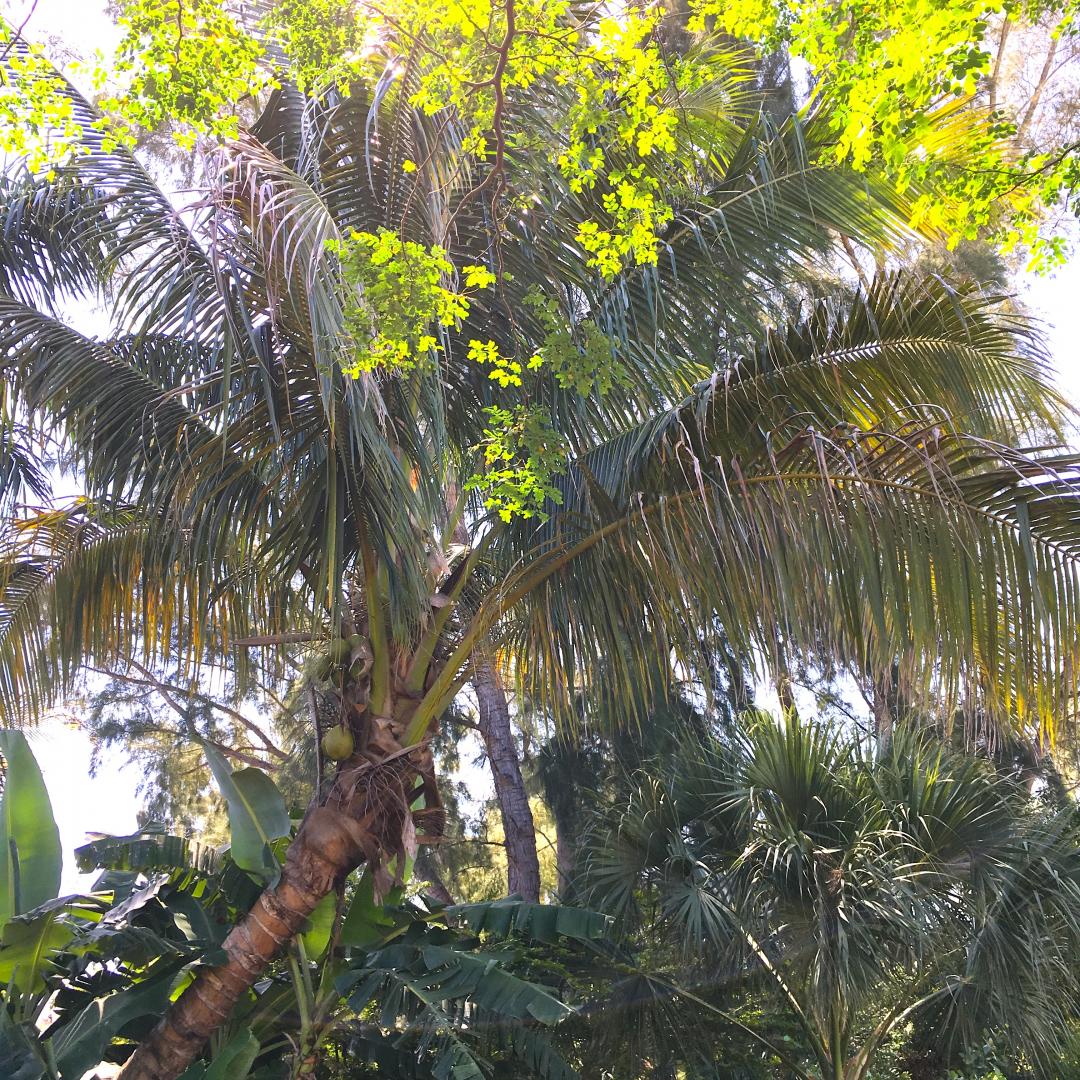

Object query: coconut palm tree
[582,716,1080,1079]
[3,23,1080,1079]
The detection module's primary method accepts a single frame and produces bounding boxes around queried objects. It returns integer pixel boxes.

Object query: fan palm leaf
[583,717,1080,1079]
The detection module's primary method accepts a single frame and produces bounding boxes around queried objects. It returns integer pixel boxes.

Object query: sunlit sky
[5,0,1080,891]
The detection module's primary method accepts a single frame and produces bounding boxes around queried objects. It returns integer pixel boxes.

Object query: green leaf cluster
[102,0,266,150]
[328,228,483,376]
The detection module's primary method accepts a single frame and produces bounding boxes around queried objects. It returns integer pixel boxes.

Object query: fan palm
[2,21,1080,1079]
[582,716,1080,1079]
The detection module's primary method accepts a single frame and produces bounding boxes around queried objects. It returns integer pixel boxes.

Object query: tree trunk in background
[555,820,575,896]
[871,687,894,751]
[472,658,541,902]
[655,0,694,54]
[870,664,904,752]
[416,846,455,905]
[538,736,594,897]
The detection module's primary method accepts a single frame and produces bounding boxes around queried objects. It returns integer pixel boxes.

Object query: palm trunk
[473,658,541,902]
[538,737,587,897]
[118,745,424,1078]
[871,691,893,751]
[870,665,904,752]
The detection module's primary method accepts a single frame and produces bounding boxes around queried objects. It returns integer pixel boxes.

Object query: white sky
[1024,265,1080,401]
[5,0,1080,891]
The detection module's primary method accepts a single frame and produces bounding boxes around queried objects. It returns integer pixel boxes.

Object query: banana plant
[0,745,607,1079]
[0,731,61,928]
[0,731,182,1080]
[0,730,61,1079]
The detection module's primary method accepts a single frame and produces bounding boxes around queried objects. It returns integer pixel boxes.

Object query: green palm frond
[508,106,922,365]
[501,419,1080,734]
[0,502,151,719]
[340,933,580,1080]
[0,63,232,342]
[571,275,1062,508]
[486,276,1077,734]
[0,169,110,310]
[931,807,1080,1072]
[0,425,50,514]
[711,274,1063,443]
[0,499,256,720]
[0,301,256,504]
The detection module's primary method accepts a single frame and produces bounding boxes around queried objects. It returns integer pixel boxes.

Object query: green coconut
[321,724,355,761]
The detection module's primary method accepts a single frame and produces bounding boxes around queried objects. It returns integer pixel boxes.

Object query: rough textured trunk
[415,846,455,905]
[117,836,336,1079]
[473,659,541,902]
[871,691,894,751]
[538,736,591,898]
[870,665,903,753]
[118,742,426,1079]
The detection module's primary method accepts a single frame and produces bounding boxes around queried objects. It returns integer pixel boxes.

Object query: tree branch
[124,657,287,760]
[0,0,41,63]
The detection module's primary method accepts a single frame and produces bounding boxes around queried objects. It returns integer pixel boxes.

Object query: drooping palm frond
[0,55,236,345]
[0,503,152,719]
[569,276,1064,508]
[0,112,439,659]
[0,424,50,515]
[926,805,1080,1073]
[272,44,947,463]
[0,301,255,504]
[499,410,1080,735]
[462,271,1076,734]
[0,169,110,311]
[0,498,270,720]
[485,103,939,452]
[705,273,1064,443]
[0,300,307,693]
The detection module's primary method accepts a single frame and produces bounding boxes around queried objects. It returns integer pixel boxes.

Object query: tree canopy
[2,1,1080,1077]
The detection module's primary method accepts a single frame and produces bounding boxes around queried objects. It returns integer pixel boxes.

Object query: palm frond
[0,169,110,310]
[500,418,1080,735]
[583,716,1080,1077]
[0,500,251,720]
[0,425,50,514]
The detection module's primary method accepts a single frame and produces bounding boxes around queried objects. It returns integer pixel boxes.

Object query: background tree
[582,716,1080,1079]
[691,0,1080,269]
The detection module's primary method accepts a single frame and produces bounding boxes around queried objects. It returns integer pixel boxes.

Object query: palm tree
[0,792,605,1080]
[3,21,1080,1078]
[583,716,1080,1079]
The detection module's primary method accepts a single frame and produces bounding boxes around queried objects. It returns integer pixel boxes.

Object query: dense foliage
[2,0,1080,1077]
